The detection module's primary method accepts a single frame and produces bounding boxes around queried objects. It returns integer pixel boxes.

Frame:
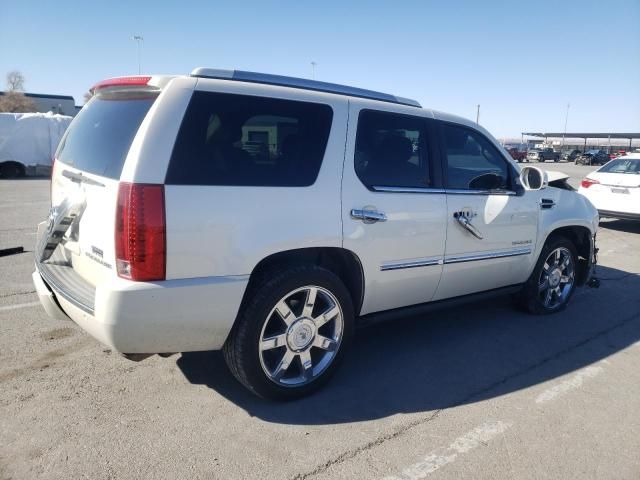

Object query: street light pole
[562,102,570,147]
[311,61,317,80]
[476,104,480,124]
[132,35,144,74]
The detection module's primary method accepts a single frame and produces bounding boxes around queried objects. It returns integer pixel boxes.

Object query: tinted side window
[57,91,157,179]
[355,110,431,190]
[166,92,333,186]
[441,123,510,190]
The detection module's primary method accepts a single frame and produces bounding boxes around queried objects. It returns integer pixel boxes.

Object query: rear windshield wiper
[61,169,105,187]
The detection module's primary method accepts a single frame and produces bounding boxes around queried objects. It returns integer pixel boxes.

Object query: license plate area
[611,187,629,194]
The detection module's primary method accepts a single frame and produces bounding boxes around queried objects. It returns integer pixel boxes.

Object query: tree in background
[6,71,26,91]
[0,70,37,113]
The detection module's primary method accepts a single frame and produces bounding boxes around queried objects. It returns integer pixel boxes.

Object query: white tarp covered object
[0,112,72,170]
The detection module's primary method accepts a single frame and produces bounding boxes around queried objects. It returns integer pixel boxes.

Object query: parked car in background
[527,147,560,162]
[33,68,600,400]
[578,154,640,220]
[507,147,527,162]
[562,149,582,162]
[609,150,626,160]
[575,150,609,166]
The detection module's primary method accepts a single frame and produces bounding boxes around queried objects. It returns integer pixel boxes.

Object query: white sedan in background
[578,153,640,221]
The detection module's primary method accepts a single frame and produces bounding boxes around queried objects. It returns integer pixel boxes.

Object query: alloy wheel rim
[538,247,575,309]
[258,286,344,387]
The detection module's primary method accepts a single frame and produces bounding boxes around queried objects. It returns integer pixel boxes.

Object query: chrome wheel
[538,247,575,309]
[258,286,344,387]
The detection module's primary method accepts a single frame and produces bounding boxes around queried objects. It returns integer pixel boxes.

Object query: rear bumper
[33,265,249,354]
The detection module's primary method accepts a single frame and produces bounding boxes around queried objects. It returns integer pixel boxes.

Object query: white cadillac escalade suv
[33,69,599,400]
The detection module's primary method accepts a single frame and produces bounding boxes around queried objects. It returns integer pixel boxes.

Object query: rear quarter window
[56,90,157,179]
[165,91,333,186]
[599,158,640,173]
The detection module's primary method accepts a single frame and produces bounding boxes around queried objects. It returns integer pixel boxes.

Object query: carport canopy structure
[522,132,640,150]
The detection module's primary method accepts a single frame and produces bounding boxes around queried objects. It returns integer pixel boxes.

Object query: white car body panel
[534,188,599,255]
[433,192,539,300]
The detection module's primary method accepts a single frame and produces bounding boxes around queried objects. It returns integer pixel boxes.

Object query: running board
[357,284,524,328]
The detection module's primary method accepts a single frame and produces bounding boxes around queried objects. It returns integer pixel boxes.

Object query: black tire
[223,264,354,400]
[0,162,24,179]
[518,235,578,315]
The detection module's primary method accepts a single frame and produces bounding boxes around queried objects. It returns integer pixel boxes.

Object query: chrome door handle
[454,211,483,239]
[351,208,387,224]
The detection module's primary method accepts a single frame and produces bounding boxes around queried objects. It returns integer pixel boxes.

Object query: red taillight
[115,183,166,281]
[90,76,152,94]
[581,178,600,189]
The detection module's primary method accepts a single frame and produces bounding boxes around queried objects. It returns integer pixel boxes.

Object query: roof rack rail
[190,68,421,108]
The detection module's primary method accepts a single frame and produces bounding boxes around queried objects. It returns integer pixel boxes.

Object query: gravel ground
[1,168,639,480]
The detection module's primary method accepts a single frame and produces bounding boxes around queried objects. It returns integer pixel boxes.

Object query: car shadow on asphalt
[599,219,640,234]
[177,265,640,425]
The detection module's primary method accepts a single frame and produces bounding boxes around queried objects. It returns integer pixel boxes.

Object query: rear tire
[0,162,24,179]
[518,236,578,315]
[223,265,354,400]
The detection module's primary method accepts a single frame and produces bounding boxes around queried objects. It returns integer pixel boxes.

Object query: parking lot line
[534,365,604,404]
[382,421,512,480]
[0,301,41,312]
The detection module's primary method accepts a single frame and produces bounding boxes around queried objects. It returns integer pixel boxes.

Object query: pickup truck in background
[527,147,560,162]
[507,147,527,162]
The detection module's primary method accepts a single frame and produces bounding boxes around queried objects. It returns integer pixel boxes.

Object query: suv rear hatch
[40,79,161,302]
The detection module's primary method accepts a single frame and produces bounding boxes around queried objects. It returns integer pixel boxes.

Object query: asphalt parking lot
[1,162,639,480]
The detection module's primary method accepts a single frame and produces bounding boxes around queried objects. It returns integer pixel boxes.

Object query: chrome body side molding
[380,257,443,271]
[381,247,532,271]
[444,247,532,265]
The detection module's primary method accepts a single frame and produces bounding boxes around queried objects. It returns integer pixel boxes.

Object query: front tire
[223,265,354,400]
[518,236,578,315]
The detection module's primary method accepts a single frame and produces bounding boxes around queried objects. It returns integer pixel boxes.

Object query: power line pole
[132,35,144,74]
[562,102,570,147]
[311,61,317,80]
[476,104,480,124]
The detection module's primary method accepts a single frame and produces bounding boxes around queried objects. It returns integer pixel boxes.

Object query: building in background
[0,91,79,116]
[500,134,640,153]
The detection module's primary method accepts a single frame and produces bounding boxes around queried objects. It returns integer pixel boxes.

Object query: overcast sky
[1,0,639,138]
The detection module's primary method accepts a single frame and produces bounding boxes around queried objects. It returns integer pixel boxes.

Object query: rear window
[165,91,333,186]
[599,158,640,174]
[56,90,157,179]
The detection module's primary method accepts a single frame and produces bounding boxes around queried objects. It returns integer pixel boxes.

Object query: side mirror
[520,166,548,191]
